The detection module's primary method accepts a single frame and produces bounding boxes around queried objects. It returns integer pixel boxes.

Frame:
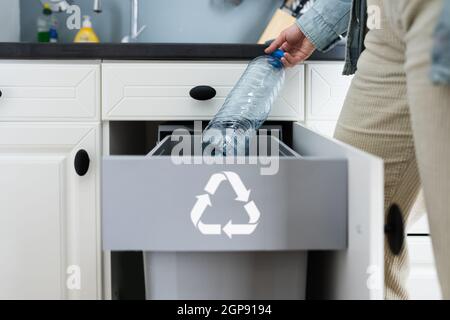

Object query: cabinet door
[0,123,100,300]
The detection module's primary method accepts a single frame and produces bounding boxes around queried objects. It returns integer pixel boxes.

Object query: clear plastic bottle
[202,49,285,156]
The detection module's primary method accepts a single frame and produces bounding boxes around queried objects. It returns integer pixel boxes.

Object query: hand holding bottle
[265,24,316,67]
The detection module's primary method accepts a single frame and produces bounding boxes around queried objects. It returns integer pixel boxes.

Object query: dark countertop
[0,43,345,61]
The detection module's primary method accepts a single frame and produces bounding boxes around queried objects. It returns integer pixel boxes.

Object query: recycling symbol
[190,171,261,239]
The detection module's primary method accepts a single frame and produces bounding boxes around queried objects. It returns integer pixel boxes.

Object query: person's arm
[266,0,352,67]
[431,0,450,84]
[297,0,352,52]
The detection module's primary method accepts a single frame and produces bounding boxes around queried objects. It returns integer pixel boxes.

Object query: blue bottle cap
[49,28,58,40]
[270,49,285,60]
[269,49,284,69]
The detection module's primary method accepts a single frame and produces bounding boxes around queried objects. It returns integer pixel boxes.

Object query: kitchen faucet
[93,0,102,13]
[121,0,147,43]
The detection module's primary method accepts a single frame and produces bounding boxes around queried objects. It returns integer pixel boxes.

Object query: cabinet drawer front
[102,62,304,121]
[0,62,100,121]
[306,63,352,121]
[103,146,347,251]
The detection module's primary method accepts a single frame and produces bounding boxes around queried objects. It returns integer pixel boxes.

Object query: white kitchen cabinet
[0,60,101,300]
[0,61,100,122]
[102,61,304,121]
[1,57,436,300]
[0,123,101,300]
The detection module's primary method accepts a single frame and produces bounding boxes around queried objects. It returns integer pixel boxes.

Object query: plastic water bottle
[203,49,285,156]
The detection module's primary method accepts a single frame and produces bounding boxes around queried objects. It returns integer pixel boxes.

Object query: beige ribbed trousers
[334,0,450,299]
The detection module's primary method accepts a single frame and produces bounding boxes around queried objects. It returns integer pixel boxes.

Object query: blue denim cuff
[296,8,343,52]
[430,0,450,85]
[431,65,450,85]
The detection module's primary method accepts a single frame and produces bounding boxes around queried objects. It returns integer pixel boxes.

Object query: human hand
[265,24,316,67]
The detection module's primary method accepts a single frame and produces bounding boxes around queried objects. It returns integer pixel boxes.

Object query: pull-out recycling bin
[103,126,348,300]
[144,252,308,299]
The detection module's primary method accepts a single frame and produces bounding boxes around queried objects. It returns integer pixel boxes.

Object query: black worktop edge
[0,43,345,61]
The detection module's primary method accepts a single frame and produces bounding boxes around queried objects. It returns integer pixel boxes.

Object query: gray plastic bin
[102,132,348,300]
[144,252,307,300]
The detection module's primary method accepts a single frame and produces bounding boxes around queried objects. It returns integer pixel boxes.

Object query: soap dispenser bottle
[74,15,100,43]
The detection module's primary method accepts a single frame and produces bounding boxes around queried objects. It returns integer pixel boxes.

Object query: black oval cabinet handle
[74,149,90,177]
[384,203,405,256]
[189,85,216,101]
[0,89,2,98]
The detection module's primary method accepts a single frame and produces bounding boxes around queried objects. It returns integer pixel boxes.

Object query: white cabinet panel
[0,123,100,300]
[306,63,352,121]
[407,236,441,300]
[102,62,304,121]
[0,62,100,121]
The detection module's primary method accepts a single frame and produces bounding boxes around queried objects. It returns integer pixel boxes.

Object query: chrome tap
[121,0,147,43]
[93,0,102,13]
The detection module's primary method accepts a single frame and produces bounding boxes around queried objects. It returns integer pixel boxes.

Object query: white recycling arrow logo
[190,171,261,239]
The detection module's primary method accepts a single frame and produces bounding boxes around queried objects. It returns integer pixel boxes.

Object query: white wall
[0,0,20,42]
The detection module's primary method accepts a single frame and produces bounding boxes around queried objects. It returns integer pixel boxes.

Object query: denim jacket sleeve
[431,0,450,85]
[296,0,352,52]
